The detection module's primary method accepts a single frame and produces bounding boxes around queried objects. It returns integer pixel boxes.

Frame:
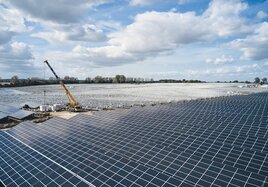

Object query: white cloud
[177,0,195,5]
[130,0,195,6]
[33,24,107,44]
[69,0,252,67]
[1,0,263,79]
[256,11,267,19]
[214,65,251,74]
[148,71,179,77]
[72,45,141,66]
[203,0,251,36]
[0,32,14,45]
[4,0,112,45]
[0,3,34,76]
[109,11,210,53]
[0,42,35,75]
[0,4,26,44]
[33,50,99,78]
[68,11,210,66]
[130,0,153,6]
[97,20,123,32]
[184,64,260,76]
[8,0,112,24]
[0,42,33,61]
[230,22,268,61]
[206,55,234,65]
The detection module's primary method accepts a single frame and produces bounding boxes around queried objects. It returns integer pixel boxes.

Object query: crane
[44,60,81,111]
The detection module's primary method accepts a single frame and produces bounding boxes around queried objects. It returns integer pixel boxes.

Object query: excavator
[44,60,81,111]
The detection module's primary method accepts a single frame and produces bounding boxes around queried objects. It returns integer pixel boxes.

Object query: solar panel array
[1,92,268,186]
[0,102,33,120]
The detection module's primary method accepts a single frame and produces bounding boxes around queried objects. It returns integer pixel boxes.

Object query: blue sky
[0,0,267,81]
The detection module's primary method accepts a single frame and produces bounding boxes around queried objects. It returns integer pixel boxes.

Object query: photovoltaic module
[1,93,268,186]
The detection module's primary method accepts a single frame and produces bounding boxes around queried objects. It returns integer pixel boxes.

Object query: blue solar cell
[0,102,33,120]
[0,132,89,186]
[1,93,268,186]
[9,110,33,119]
[0,103,19,114]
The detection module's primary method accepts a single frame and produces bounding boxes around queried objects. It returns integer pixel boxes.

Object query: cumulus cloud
[130,0,195,6]
[184,64,260,76]
[7,0,111,45]
[0,42,35,74]
[230,22,268,61]
[0,4,26,44]
[203,0,251,36]
[1,0,263,79]
[0,42,33,61]
[109,11,210,53]
[33,50,99,78]
[33,24,107,44]
[0,0,114,46]
[72,45,142,66]
[8,0,112,24]
[206,55,234,65]
[211,64,258,74]
[256,11,267,19]
[3,0,255,70]
[70,0,252,67]
[66,24,106,42]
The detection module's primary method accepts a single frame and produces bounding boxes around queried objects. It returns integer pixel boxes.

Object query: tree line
[215,77,267,84]
[0,75,205,87]
[1,75,265,88]
[0,75,155,87]
[254,77,267,84]
[159,79,204,83]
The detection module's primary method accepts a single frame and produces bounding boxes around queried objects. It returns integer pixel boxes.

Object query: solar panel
[0,131,90,187]
[48,116,267,185]
[9,110,33,120]
[0,103,19,114]
[6,121,192,186]
[0,102,33,120]
[1,92,268,186]
[0,112,7,120]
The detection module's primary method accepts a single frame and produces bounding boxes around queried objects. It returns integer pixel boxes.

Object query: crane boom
[44,60,60,80]
[44,60,80,109]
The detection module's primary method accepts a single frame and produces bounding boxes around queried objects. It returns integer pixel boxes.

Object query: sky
[0,0,267,81]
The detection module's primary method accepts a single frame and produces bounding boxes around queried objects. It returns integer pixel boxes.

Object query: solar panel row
[69,113,268,154]
[64,115,268,184]
[1,92,268,186]
[6,121,193,187]
[0,102,33,120]
[0,132,89,187]
[9,110,34,120]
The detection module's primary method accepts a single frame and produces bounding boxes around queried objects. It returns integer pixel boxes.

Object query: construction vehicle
[44,60,81,111]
